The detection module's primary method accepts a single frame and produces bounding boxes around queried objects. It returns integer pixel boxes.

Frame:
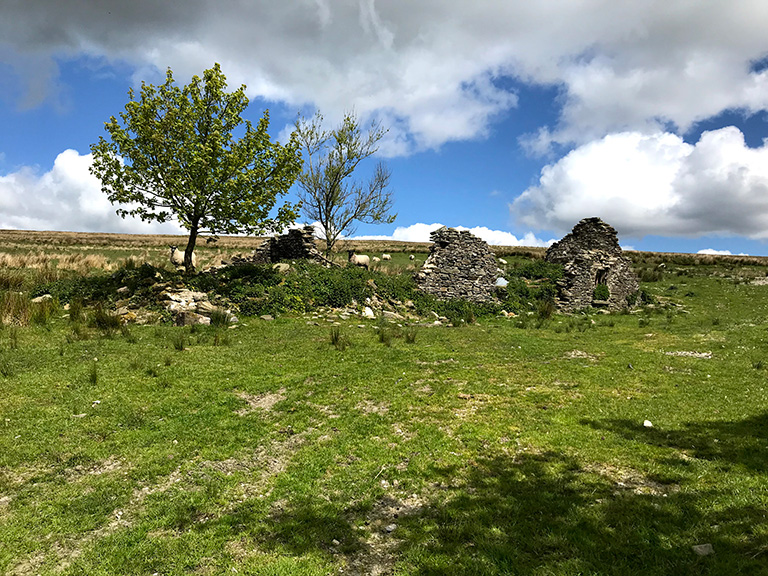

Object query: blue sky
[2,1,768,255]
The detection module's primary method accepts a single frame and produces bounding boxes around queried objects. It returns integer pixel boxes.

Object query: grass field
[1,232,768,575]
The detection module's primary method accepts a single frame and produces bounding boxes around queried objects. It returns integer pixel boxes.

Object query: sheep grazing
[498,258,508,265]
[372,256,381,263]
[381,253,391,261]
[409,254,415,260]
[347,250,370,270]
[169,245,197,270]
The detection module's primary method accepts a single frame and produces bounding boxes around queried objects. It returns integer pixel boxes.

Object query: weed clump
[209,309,232,328]
[171,331,186,351]
[330,326,350,351]
[90,303,122,334]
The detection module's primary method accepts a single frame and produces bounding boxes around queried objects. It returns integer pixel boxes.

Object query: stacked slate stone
[252,226,330,264]
[545,217,638,311]
[222,226,335,267]
[414,227,500,302]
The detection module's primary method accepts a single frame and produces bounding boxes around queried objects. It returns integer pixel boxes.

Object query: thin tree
[90,64,302,273]
[294,111,396,255]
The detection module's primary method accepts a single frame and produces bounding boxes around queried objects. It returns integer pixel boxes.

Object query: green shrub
[508,260,563,281]
[593,284,610,301]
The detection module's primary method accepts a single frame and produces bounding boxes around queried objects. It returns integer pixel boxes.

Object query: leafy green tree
[90,64,302,272]
[294,111,396,255]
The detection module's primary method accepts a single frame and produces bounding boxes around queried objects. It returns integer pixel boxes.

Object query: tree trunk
[184,223,198,274]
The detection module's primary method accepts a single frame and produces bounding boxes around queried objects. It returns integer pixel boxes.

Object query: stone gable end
[545,217,639,311]
[415,227,500,302]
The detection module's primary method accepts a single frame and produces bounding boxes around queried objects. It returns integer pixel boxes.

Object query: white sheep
[347,250,370,270]
[409,254,415,260]
[169,245,197,270]
[498,258,508,265]
[381,253,391,261]
[372,256,381,263]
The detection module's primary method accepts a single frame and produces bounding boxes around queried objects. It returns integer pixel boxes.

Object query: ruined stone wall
[254,226,326,263]
[545,217,638,311]
[414,227,500,302]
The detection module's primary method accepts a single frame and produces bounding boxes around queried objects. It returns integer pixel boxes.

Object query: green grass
[1,260,768,574]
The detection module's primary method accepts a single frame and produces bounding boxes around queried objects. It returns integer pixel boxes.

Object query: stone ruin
[218,226,335,268]
[545,217,638,311]
[414,227,500,302]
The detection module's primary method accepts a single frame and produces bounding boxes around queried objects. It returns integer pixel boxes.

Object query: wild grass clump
[536,299,556,320]
[88,361,98,385]
[67,323,89,342]
[213,330,230,347]
[171,330,186,351]
[90,303,122,334]
[0,292,30,326]
[120,324,137,343]
[377,317,395,346]
[68,299,85,324]
[330,326,350,351]
[404,326,417,344]
[0,354,14,377]
[0,270,25,291]
[209,309,232,328]
[30,297,58,327]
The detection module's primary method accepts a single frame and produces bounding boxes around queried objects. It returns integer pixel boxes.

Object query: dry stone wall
[212,226,336,269]
[414,227,500,302]
[545,217,638,311]
[252,226,331,265]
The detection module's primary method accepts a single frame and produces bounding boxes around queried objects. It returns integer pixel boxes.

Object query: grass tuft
[209,309,232,328]
[330,325,350,351]
[90,303,122,334]
[171,331,186,351]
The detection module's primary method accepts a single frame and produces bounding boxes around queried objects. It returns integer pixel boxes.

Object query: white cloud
[354,222,553,246]
[2,1,768,152]
[697,248,748,256]
[511,126,768,240]
[0,150,184,234]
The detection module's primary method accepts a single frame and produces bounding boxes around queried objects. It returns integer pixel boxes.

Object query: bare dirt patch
[665,350,712,359]
[356,400,389,415]
[584,462,679,496]
[564,349,601,362]
[343,494,425,576]
[234,388,286,415]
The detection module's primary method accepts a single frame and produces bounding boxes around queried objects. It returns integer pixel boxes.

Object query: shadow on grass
[217,450,767,575]
[582,412,768,473]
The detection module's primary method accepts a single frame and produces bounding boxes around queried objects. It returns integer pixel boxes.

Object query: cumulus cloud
[697,248,735,255]
[0,150,184,234]
[2,1,768,151]
[511,126,768,239]
[354,222,553,246]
